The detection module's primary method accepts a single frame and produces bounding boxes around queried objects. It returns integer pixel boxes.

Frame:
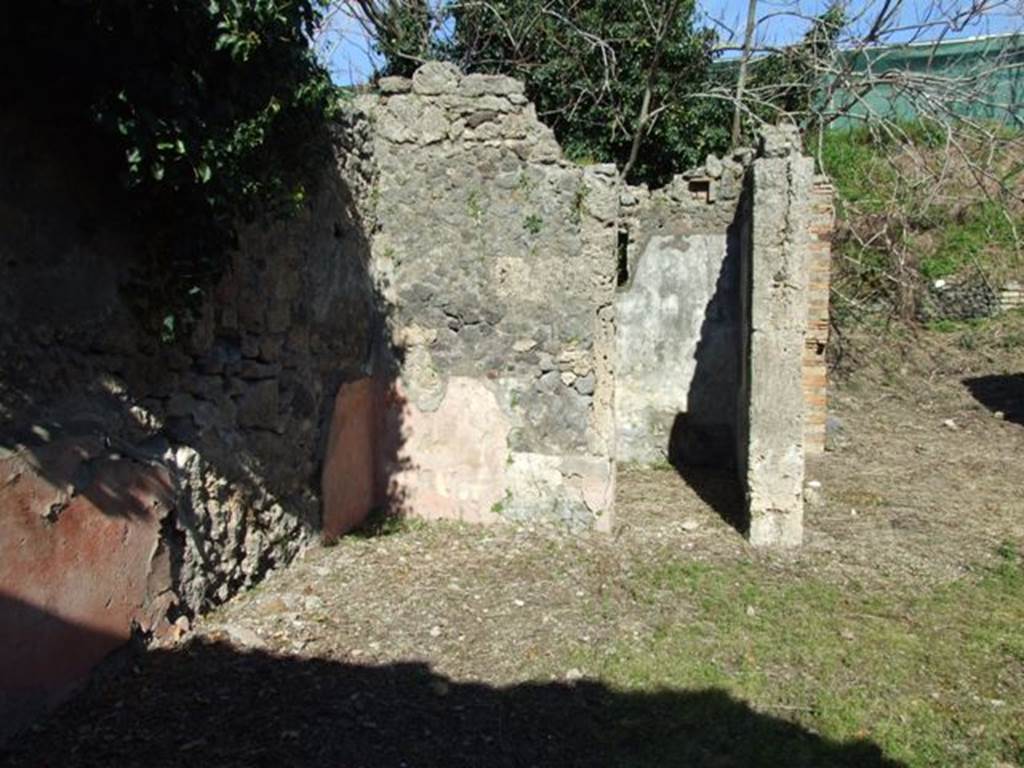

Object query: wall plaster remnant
[0,63,831,736]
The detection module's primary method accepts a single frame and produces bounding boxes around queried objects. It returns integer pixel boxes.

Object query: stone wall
[737,126,818,547]
[804,180,834,455]
[338,62,619,531]
[334,68,831,546]
[1001,281,1024,313]
[612,138,831,481]
[918,276,1019,322]
[1,63,834,737]
[614,153,751,466]
[0,112,379,736]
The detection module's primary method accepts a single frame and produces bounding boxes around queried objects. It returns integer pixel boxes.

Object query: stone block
[412,62,461,95]
[378,76,412,94]
[458,73,525,97]
[759,124,802,158]
[417,104,450,145]
[237,380,279,429]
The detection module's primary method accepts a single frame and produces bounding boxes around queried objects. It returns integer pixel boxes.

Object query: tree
[448,0,728,185]
[344,0,436,76]
[331,0,730,185]
[1,0,338,336]
[703,0,1023,323]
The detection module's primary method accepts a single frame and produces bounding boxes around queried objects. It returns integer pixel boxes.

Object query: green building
[826,32,1023,129]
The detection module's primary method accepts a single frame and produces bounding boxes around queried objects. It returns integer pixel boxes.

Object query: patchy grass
[918,307,1024,348]
[573,545,1024,767]
[927,201,1022,281]
[7,330,1023,767]
[819,130,899,215]
[348,505,425,539]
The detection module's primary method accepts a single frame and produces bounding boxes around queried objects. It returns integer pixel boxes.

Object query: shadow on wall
[320,340,413,541]
[669,216,747,534]
[0,596,905,768]
[0,101,408,539]
[963,374,1024,426]
[0,109,407,536]
[0,595,142,744]
[0,104,409,733]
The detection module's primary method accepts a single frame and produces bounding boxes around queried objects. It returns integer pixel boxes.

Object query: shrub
[2,0,339,337]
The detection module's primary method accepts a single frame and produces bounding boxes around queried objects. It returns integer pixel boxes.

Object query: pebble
[512,338,537,352]
[263,596,288,613]
[222,624,265,649]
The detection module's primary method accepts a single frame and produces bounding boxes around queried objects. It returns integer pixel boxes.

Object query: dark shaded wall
[0,108,380,738]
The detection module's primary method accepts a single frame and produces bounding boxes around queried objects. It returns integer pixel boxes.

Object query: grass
[348,505,425,539]
[927,201,1021,280]
[523,213,544,235]
[925,307,1024,350]
[819,130,899,215]
[571,544,1024,767]
[817,128,1022,325]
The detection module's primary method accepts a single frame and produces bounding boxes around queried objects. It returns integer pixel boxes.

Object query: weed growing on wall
[523,214,544,236]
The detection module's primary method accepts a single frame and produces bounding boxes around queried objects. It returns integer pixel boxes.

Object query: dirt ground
[3,324,1022,767]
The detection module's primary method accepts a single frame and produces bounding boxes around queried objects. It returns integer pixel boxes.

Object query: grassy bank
[817,127,1022,327]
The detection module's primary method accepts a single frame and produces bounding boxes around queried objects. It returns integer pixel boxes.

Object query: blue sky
[322,0,1023,84]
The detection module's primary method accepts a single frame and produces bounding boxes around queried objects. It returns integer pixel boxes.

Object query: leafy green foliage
[2,0,338,336]
[927,201,1021,280]
[445,0,730,186]
[361,4,850,185]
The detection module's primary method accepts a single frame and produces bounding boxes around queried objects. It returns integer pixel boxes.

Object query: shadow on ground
[664,213,749,538]
[1,635,903,768]
[963,374,1024,425]
[674,463,748,536]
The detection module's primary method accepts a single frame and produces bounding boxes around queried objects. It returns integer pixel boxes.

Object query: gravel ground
[3,328,1021,767]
